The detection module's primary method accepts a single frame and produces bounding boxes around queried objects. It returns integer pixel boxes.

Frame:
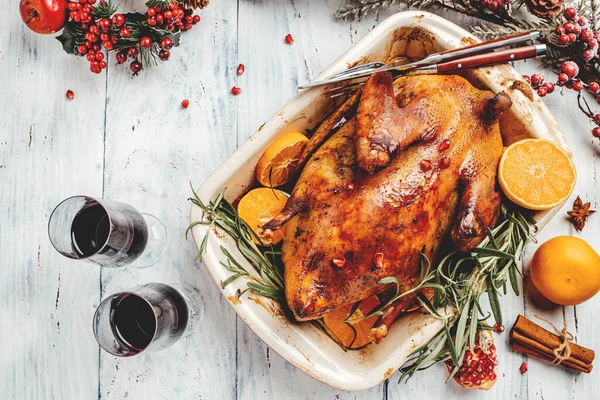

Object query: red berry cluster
[555,7,600,62]
[524,61,600,139]
[146,3,200,32]
[68,0,128,74]
[480,0,511,15]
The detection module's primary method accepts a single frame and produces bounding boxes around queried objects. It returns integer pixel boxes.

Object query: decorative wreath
[20,0,209,75]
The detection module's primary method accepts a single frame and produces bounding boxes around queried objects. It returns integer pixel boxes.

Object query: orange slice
[255,131,309,187]
[323,295,380,349]
[498,139,576,210]
[237,188,288,245]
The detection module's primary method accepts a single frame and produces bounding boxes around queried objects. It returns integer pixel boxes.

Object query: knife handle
[438,31,540,62]
[436,45,546,73]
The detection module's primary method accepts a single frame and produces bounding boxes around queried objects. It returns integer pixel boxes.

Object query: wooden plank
[96,1,239,399]
[0,4,104,398]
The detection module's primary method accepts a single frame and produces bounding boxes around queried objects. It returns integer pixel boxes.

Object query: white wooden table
[1,1,599,399]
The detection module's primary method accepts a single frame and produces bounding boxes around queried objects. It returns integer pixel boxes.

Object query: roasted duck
[263,72,512,335]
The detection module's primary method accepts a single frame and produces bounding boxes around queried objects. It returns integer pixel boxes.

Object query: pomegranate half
[446,329,498,390]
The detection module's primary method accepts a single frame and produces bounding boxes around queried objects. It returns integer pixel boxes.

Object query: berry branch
[57,0,207,75]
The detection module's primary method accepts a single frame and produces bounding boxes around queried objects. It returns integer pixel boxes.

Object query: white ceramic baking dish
[189,11,570,391]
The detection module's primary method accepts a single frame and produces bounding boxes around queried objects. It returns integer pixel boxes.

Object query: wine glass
[93,282,197,357]
[48,195,167,268]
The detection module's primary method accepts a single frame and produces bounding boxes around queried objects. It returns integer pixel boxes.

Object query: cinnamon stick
[509,314,595,373]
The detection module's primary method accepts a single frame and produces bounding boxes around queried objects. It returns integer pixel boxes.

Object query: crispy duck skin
[264,72,511,322]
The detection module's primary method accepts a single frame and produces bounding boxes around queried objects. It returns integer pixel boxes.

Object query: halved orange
[498,139,576,211]
[323,295,380,349]
[237,188,288,245]
[255,131,309,187]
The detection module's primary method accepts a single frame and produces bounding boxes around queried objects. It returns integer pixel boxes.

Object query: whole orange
[530,236,600,305]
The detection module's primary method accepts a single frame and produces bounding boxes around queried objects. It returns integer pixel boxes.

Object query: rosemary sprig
[398,205,537,382]
[187,185,285,301]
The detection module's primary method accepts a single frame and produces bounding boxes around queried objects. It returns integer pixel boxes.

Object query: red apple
[19,0,68,34]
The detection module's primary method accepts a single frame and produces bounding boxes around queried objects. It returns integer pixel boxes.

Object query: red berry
[572,25,581,35]
[531,73,544,86]
[139,36,152,48]
[555,26,565,35]
[568,33,577,42]
[161,37,173,50]
[193,15,200,23]
[520,362,528,374]
[578,17,588,26]
[93,44,100,52]
[589,81,599,93]
[66,89,74,100]
[564,22,575,33]
[99,60,107,69]
[78,44,88,55]
[95,52,104,61]
[181,99,190,108]
[120,27,131,38]
[127,47,139,58]
[582,29,594,41]
[593,127,600,137]
[593,114,600,124]
[583,49,594,60]
[564,7,577,20]
[112,13,125,26]
[237,63,245,75]
[537,87,547,97]
[544,82,555,93]
[164,10,173,19]
[558,73,569,83]
[559,34,570,44]
[156,14,164,24]
[86,52,96,62]
[596,97,600,105]
[90,60,99,69]
[185,15,193,23]
[522,75,531,84]
[102,41,112,50]
[573,81,584,91]
[159,50,170,61]
[588,38,598,48]
[184,23,192,30]
[99,32,109,42]
[231,86,242,96]
[90,66,101,74]
[99,18,111,30]
[130,60,143,74]
[147,17,156,26]
[285,34,294,44]
[116,51,127,64]
[68,2,78,10]
[147,7,156,17]
[561,61,580,78]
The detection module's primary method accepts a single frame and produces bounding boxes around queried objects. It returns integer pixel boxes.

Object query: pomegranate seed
[464,352,472,361]
[438,139,450,151]
[181,99,189,108]
[494,323,505,333]
[470,360,478,368]
[237,63,245,75]
[520,362,528,374]
[332,258,345,268]
[285,33,294,44]
[491,373,497,380]
[440,157,451,168]
[420,159,432,171]
[65,90,74,100]
[231,86,242,96]
[374,253,384,268]
[473,378,481,386]
[347,183,355,190]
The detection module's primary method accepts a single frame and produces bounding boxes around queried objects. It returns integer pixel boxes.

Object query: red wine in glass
[49,196,166,267]
[94,283,189,356]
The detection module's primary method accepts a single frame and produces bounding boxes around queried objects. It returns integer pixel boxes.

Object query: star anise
[567,196,596,231]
